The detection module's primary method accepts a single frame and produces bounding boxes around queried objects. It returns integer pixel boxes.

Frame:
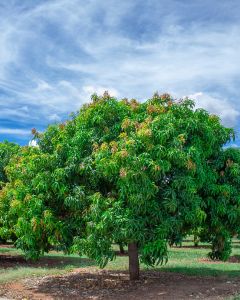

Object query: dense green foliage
[0,141,20,240]
[0,93,131,259]
[200,147,240,260]
[0,93,239,279]
[0,141,19,185]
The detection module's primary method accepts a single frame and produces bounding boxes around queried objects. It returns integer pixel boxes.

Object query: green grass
[107,239,240,277]
[160,248,240,277]
[0,247,96,284]
[0,267,67,284]
[1,238,240,284]
[0,248,13,253]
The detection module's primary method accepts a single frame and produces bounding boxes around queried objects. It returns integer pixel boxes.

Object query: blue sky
[0,0,240,145]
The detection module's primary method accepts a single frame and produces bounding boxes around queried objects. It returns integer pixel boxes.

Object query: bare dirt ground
[0,268,240,300]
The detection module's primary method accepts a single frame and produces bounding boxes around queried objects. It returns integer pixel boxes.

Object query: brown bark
[119,243,125,254]
[128,242,140,280]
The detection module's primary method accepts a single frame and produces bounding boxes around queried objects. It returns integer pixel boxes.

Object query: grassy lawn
[1,238,240,284]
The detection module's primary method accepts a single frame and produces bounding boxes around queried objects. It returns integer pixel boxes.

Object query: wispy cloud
[0,0,240,144]
[0,128,30,136]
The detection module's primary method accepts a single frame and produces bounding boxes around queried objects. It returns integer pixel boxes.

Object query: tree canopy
[0,141,20,240]
[200,147,240,260]
[0,93,238,280]
[0,141,19,185]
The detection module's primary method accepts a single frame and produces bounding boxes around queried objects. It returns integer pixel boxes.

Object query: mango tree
[200,147,240,260]
[0,141,19,185]
[0,93,235,280]
[71,94,234,280]
[0,141,19,241]
[0,93,131,257]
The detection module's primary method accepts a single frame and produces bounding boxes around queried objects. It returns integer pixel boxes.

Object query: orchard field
[0,238,240,299]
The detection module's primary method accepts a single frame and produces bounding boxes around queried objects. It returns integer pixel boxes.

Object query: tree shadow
[23,268,240,300]
[22,270,140,299]
[232,240,240,244]
[161,265,240,277]
[0,253,95,270]
[115,250,129,256]
[172,245,211,249]
[228,255,240,263]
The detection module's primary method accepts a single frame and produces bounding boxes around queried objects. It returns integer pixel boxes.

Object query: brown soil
[0,243,14,248]
[0,269,240,300]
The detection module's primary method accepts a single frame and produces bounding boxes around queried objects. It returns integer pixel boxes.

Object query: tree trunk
[128,242,140,280]
[119,243,125,255]
[194,234,199,247]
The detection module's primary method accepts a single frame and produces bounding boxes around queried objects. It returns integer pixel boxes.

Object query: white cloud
[82,85,119,97]
[48,113,61,122]
[0,128,30,136]
[28,139,39,147]
[189,92,240,127]
[35,80,53,92]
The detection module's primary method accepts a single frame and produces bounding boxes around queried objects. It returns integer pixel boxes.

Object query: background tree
[0,141,19,241]
[0,93,130,258]
[0,141,19,185]
[200,147,240,260]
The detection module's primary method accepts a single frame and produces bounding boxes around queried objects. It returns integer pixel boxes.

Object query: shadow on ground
[18,269,240,300]
[0,254,95,270]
